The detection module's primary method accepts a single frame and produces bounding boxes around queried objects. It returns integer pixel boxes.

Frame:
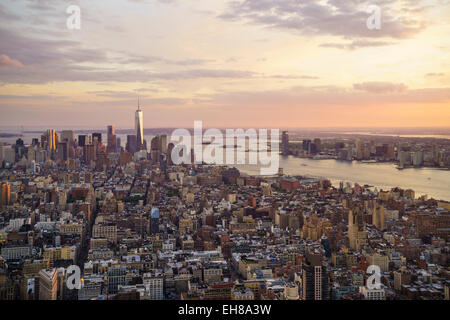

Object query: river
[232,156,450,201]
[2,132,449,201]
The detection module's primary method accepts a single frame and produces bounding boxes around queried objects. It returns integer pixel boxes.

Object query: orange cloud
[0,54,23,68]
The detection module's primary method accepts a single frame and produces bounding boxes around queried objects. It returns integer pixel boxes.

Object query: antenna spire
[138,97,140,111]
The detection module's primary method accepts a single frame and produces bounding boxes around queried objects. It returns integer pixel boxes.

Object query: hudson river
[2,132,449,201]
[232,156,450,201]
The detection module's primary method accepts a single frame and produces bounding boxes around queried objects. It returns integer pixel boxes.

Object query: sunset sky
[0,0,450,129]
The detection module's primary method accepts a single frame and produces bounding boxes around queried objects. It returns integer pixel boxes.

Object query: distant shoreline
[0,133,22,138]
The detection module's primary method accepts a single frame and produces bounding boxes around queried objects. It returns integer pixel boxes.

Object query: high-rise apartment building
[143,273,164,300]
[302,251,329,300]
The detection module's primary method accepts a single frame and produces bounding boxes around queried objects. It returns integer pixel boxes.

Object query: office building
[78,135,87,147]
[1,182,11,208]
[135,100,144,151]
[126,135,137,154]
[92,133,102,145]
[107,125,117,153]
[282,131,289,156]
[57,141,69,161]
[83,144,96,163]
[60,130,74,145]
[44,129,57,151]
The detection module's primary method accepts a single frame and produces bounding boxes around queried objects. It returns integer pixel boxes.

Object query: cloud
[0,3,22,21]
[0,94,64,100]
[267,74,319,80]
[319,40,395,50]
[0,28,106,67]
[86,90,143,98]
[134,87,159,93]
[128,0,177,3]
[121,54,215,66]
[425,73,445,77]
[199,84,450,109]
[2,84,450,127]
[353,82,408,94]
[0,64,258,84]
[85,90,184,104]
[0,54,24,67]
[0,27,256,84]
[219,0,430,42]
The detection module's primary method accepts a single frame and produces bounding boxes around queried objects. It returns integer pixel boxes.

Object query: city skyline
[0,0,450,128]
[0,0,449,305]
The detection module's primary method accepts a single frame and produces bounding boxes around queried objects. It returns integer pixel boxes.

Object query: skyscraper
[135,99,144,151]
[1,181,11,208]
[355,139,362,160]
[57,141,69,161]
[78,135,87,147]
[282,131,289,156]
[83,144,97,164]
[151,135,161,163]
[151,208,160,234]
[302,250,329,300]
[126,135,137,154]
[160,135,168,154]
[92,133,102,145]
[116,137,121,153]
[348,208,368,251]
[45,129,57,151]
[302,139,312,154]
[107,125,117,153]
[61,130,74,145]
[373,204,386,230]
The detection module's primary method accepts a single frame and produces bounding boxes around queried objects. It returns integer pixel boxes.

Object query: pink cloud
[0,54,24,67]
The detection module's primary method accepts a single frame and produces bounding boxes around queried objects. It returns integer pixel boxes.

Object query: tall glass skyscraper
[46,129,56,151]
[135,99,144,150]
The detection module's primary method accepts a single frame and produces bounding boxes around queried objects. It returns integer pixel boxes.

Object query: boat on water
[222,144,240,148]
